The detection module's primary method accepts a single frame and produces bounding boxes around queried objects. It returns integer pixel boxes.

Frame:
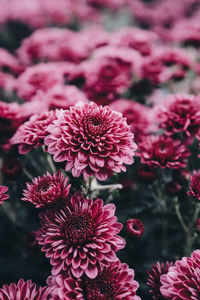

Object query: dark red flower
[125,219,144,238]
[44,102,137,181]
[165,181,181,196]
[22,171,70,208]
[48,260,141,299]
[147,261,173,299]
[36,192,125,278]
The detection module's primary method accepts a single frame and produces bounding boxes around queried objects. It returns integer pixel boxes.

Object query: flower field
[1,0,200,299]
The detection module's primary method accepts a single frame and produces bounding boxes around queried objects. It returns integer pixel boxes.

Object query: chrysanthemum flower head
[109,98,151,142]
[138,135,190,169]
[44,102,137,181]
[157,93,200,137]
[10,110,56,154]
[22,171,71,208]
[48,260,141,300]
[36,192,125,278]
[0,185,9,204]
[125,218,144,238]
[0,279,50,300]
[147,261,173,299]
[187,170,200,201]
[160,250,200,299]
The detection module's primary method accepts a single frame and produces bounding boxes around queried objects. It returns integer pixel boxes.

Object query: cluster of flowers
[0,101,140,298]
[1,0,200,298]
[147,249,200,299]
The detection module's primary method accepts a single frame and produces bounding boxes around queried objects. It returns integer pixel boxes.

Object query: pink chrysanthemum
[125,219,144,238]
[10,110,56,154]
[138,135,190,169]
[48,260,141,300]
[17,63,64,101]
[44,102,136,181]
[157,94,200,137]
[160,249,200,299]
[187,170,200,201]
[39,84,88,110]
[147,261,173,299]
[22,171,71,208]
[81,54,134,105]
[0,185,9,204]
[109,98,151,142]
[36,192,125,278]
[0,279,50,300]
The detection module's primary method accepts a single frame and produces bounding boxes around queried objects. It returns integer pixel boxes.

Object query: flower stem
[174,198,188,234]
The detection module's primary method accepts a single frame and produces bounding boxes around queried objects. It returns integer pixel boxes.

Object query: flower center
[153,141,172,162]
[84,115,107,137]
[37,180,52,192]
[64,213,93,245]
[86,277,116,300]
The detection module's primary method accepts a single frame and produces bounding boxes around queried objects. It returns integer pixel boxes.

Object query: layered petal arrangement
[160,250,200,300]
[36,192,125,278]
[10,110,56,154]
[156,94,200,137]
[138,135,190,169]
[48,260,141,300]
[147,261,173,299]
[22,171,71,208]
[44,102,137,180]
[0,279,50,300]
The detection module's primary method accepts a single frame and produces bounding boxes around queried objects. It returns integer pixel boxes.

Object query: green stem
[174,198,188,234]
[23,168,33,180]
[47,154,56,173]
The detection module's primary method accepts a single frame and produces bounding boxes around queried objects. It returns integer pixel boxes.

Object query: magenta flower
[36,192,125,278]
[110,98,151,142]
[125,219,144,238]
[48,260,141,300]
[147,261,173,299]
[188,170,200,200]
[0,279,50,300]
[0,185,9,204]
[160,250,200,299]
[138,135,190,169]
[10,110,56,154]
[157,94,200,137]
[22,171,71,208]
[44,102,137,181]
[17,63,64,101]
[44,84,89,110]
